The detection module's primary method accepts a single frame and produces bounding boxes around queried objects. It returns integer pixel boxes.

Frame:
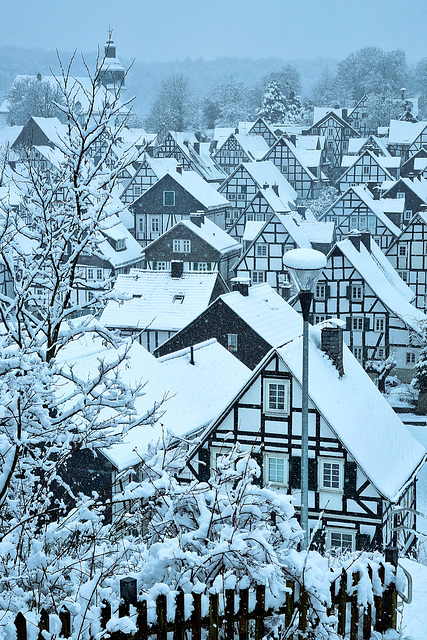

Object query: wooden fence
[13,564,398,640]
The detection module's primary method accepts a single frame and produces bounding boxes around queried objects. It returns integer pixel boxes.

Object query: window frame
[252,270,265,284]
[263,378,291,416]
[374,317,385,332]
[318,458,344,493]
[326,527,356,552]
[163,190,176,207]
[351,285,364,301]
[227,333,238,353]
[256,243,268,257]
[264,452,289,488]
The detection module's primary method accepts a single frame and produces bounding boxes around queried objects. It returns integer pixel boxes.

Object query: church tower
[97,30,126,94]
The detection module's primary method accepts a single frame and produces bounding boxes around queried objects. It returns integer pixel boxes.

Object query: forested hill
[0,46,337,114]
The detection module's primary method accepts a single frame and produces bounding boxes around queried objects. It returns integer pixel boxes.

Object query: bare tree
[145,73,193,131]
[6,76,66,125]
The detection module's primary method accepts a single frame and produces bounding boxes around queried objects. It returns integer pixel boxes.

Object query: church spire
[97,30,126,94]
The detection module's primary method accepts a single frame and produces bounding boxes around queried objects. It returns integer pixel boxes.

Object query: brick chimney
[231,277,250,297]
[176,165,183,174]
[190,212,205,227]
[349,233,361,251]
[193,141,200,154]
[171,260,184,278]
[272,184,279,196]
[321,326,344,376]
[297,205,307,219]
[360,232,371,251]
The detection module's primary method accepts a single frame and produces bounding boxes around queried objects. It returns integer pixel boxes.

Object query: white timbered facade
[305,113,359,169]
[338,150,400,192]
[321,186,402,251]
[248,117,278,147]
[214,133,269,175]
[228,188,292,242]
[263,137,323,199]
[189,327,424,552]
[311,234,426,381]
[386,210,427,311]
[120,154,178,205]
[388,120,427,161]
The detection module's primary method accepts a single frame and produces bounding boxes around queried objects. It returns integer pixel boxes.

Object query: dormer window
[163,191,176,206]
[173,294,185,304]
[115,238,126,251]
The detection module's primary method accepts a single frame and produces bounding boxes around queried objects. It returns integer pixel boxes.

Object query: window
[263,379,290,415]
[404,210,412,221]
[87,268,94,280]
[86,291,94,303]
[352,316,364,331]
[252,271,265,284]
[316,283,326,299]
[256,243,268,257]
[265,454,288,486]
[363,166,370,175]
[398,270,408,282]
[151,217,159,233]
[115,238,126,251]
[377,348,385,359]
[227,333,238,353]
[350,216,358,228]
[154,261,167,271]
[327,528,355,552]
[406,352,417,365]
[375,317,385,332]
[399,245,407,257]
[327,141,333,149]
[173,239,191,253]
[319,459,343,491]
[163,191,175,206]
[351,285,363,301]
[134,185,141,196]
[353,347,363,361]
[192,262,212,271]
[397,192,405,199]
[96,269,103,280]
[328,128,333,135]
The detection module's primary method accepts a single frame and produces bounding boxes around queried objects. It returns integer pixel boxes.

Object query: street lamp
[283,248,327,550]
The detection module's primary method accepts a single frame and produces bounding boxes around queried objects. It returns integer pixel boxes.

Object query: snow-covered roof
[220,283,303,347]
[341,150,400,173]
[241,161,298,205]
[388,120,427,145]
[0,125,22,150]
[347,136,391,157]
[251,187,293,214]
[238,121,256,135]
[313,107,350,122]
[219,133,270,161]
[213,127,235,146]
[414,158,427,172]
[334,236,427,333]
[178,217,241,254]
[97,215,144,270]
[168,132,225,181]
[276,327,425,501]
[296,135,326,151]
[242,221,265,242]
[32,145,66,168]
[383,177,427,203]
[100,269,222,332]
[346,186,402,236]
[165,170,230,209]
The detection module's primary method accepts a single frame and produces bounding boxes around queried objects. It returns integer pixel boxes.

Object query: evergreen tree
[258,81,287,123]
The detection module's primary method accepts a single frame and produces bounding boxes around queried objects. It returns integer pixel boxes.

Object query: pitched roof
[178,217,241,253]
[347,136,391,157]
[240,161,298,205]
[190,325,426,502]
[100,269,223,332]
[218,133,270,160]
[388,120,427,145]
[334,236,427,333]
[340,150,399,177]
[383,177,427,202]
[139,170,230,209]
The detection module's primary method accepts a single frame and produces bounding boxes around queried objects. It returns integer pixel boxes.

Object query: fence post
[38,608,49,640]
[225,590,234,640]
[59,607,71,638]
[337,569,347,637]
[192,592,202,640]
[157,594,168,640]
[209,592,219,640]
[363,566,372,640]
[15,612,27,640]
[239,588,249,640]
[350,572,360,640]
[374,564,385,633]
[174,589,185,640]
[120,577,138,617]
[255,584,265,640]
[100,601,111,630]
[136,599,148,640]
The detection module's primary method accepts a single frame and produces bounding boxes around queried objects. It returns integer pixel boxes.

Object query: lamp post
[283,248,326,550]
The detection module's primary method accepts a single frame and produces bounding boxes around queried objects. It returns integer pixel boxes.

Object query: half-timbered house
[381,177,427,222]
[320,186,402,250]
[311,233,427,380]
[187,323,425,552]
[228,187,294,242]
[347,135,391,158]
[120,154,178,205]
[304,112,360,169]
[155,282,303,369]
[153,131,225,183]
[387,120,427,161]
[233,211,334,292]
[214,133,270,175]
[99,265,228,352]
[218,161,297,230]
[399,148,427,178]
[338,150,400,192]
[386,208,427,310]
[263,136,326,199]
[130,170,230,245]
[247,117,278,147]
[142,213,242,284]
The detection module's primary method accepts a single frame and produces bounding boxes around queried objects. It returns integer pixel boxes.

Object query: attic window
[115,238,126,251]
[163,191,176,206]
[173,294,185,304]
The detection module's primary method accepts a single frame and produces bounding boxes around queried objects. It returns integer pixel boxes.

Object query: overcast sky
[1,0,426,63]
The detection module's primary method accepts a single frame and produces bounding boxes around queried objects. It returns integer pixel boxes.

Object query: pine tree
[258,81,287,123]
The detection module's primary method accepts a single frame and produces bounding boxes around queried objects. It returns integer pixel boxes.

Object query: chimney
[190,211,205,227]
[321,326,344,377]
[342,108,348,120]
[231,277,250,297]
[235,127,239,134]
[372,186,380,200]
[193,141,200,154]
[263,182,269,189]
[171,260,184,278]
[289,134,296,146]
[37,72,42,81]
[297,205,307,219]
[272,183,279,196]
[360,232,371,251]
[401,87,406,100]
[349,233,361,251]
[176,164,183,174]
